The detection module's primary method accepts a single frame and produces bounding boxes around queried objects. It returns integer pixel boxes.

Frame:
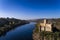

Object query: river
[0,22,36,40]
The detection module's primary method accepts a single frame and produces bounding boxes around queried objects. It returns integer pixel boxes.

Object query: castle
[39,19,52,32]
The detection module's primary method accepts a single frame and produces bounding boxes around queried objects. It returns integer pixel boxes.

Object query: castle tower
[40,19,52,32]
[44,19,46,26]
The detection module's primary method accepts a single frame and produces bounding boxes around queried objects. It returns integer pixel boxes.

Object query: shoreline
[0,22,29,36]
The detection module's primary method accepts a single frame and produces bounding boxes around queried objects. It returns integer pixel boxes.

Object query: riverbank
[0,22,29,36]
[33,29,60,40]
[32,23,60,40]
[0,22,35,40]
[0,18,29,36]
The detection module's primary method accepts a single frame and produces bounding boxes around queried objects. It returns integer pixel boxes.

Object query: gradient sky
[0,0,60,20]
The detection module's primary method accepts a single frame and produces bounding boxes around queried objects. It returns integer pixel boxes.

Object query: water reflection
[0,22,35,40]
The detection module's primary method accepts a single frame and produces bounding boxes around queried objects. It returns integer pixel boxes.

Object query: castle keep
[40,19,52,32]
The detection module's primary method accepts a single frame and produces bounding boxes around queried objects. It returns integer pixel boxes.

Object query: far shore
[0,18,29,36]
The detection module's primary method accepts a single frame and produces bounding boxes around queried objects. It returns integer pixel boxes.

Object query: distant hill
[28,18,60,30]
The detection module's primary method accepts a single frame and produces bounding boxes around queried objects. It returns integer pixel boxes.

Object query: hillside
[29,18,60,30]
[0,17,29,36]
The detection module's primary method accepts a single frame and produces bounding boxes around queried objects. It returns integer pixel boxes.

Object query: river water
[0,22,36,40]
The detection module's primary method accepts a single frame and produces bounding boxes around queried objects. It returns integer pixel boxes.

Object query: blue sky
[0,0,60,20]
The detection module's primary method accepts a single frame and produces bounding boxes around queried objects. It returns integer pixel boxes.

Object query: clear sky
[0,0,60,20]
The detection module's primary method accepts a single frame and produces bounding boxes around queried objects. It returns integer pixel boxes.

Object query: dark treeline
[0,17,29,36]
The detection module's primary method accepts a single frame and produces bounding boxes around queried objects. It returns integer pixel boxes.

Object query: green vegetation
[30,18,60,30]
[0,18,29,36]
[34,22,60,40]
[33,18,60,40]
[34,22,40,33]
[40,31,60,40]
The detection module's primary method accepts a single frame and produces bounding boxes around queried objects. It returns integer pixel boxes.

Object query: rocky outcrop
[33,31,40,40]
[32,24,60,40]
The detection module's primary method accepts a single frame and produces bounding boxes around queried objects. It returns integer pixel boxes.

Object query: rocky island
[0,17,29,36]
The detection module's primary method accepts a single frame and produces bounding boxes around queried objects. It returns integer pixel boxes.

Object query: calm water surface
[0,22,36,40]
